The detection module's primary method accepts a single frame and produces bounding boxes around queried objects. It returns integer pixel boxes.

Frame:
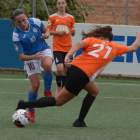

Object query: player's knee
[94,88,99,97]
[56,69,63,75]
[44,66,52,73]
[55,102,64,106]
[55,98,65,106]
[90,87,99,97]
[32,83,40,90]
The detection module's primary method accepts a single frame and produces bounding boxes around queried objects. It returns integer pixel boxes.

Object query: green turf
[0,73,140,83]
[0,73,140,140]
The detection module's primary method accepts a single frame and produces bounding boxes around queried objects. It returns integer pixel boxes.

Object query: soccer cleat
[44,91,53,97]
[73,119,87,127]
[15,100,26,111]
[55,86,62,96]
[26,110,35,122]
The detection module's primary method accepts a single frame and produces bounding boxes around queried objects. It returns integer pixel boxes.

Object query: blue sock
[28,91,38,110]
[43,72,53,91]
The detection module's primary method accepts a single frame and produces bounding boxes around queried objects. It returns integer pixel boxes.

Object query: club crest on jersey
[47,20,51,26]
[14,44,19,51]
[33,28,38,32]
[66,20,70,23]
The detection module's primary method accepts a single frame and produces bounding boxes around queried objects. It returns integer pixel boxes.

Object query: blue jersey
[12,18,50,55]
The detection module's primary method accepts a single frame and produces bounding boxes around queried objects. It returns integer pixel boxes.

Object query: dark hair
[9,9,28,27]
[82,26,113,41]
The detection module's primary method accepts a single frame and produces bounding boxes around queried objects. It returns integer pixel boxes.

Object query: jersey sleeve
[12,32,24,54]
[32,18,45,31]
[71,16,75,29]
[115,44,129,56]
[46,16,53,31]
[82,37,96,49]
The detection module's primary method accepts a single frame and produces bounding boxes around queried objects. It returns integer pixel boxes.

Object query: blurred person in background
[46,0,75,96]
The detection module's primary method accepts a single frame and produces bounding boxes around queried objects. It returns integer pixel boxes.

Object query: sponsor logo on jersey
[22,34,26,38]
[14,44,19,51]
[56,19,59,22]
[33,28,38,32]
[66,20,70,23]
[47,20,51,26]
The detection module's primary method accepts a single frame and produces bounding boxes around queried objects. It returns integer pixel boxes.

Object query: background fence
[78,0,140,26]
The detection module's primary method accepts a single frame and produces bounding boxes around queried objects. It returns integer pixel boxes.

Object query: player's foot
[55,86,62,96]
[15,100,26,111]
[44,91,53,97]
[73,119,87,127]
[27,110,35,122]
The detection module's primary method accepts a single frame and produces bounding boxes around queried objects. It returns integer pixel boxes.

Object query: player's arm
[70,17,75,36]
[67,41,85,57]
[50,30,66,35]
[41,26,50,39]
[65,41,85,67]
[126,31,140,53]
[71,28,75,36]
[18,52,43,61]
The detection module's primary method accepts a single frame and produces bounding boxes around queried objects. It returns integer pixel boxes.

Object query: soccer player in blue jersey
[10,9,53,122]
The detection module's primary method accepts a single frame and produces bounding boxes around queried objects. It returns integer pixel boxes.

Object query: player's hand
[41,33,50,39]
[71,28,75,36]
[58,30,66,35]
[64,55,71,67]
[34,51,43,61]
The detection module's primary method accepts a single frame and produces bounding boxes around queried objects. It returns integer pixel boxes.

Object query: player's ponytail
[82,26,113,41]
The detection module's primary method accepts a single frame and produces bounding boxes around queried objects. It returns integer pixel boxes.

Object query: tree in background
[0,0,94,22]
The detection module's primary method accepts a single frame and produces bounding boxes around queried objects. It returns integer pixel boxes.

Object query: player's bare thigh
[84,81,99,97]
[41,56,53,73]
[55,87,75,106]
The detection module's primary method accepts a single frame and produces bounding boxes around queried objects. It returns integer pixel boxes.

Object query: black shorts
[53,51,73,65]
[65,65,90,96]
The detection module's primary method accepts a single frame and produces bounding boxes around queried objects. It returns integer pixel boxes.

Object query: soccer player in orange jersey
[16,26,140,127]
[46,0,75,96]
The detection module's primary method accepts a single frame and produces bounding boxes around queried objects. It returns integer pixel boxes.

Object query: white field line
[0,91,140,100]
[0,78,140,86]
[0,78,140,100]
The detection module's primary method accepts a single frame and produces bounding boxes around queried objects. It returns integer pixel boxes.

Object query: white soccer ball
[12,109,30,127]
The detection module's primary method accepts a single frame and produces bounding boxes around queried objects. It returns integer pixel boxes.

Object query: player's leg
[62,54,73,88]
[53,51,64,96]
[25,60,42,122]
[16,87,75,109]
[73,81,99,127]
[27,73,40,122]
[62,66,67,87]
[41,54,53,97]
[41,49,53,97]
[16,65,89,112]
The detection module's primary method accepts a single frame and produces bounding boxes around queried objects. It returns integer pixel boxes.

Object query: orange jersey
[46,13,75,52]
[71,37,129,79]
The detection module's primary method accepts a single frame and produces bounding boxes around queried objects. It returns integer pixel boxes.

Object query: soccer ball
[12,109,30,127]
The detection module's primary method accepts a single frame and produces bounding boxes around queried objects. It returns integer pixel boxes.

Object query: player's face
[14,14,28,31]
[56,0,67,12]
